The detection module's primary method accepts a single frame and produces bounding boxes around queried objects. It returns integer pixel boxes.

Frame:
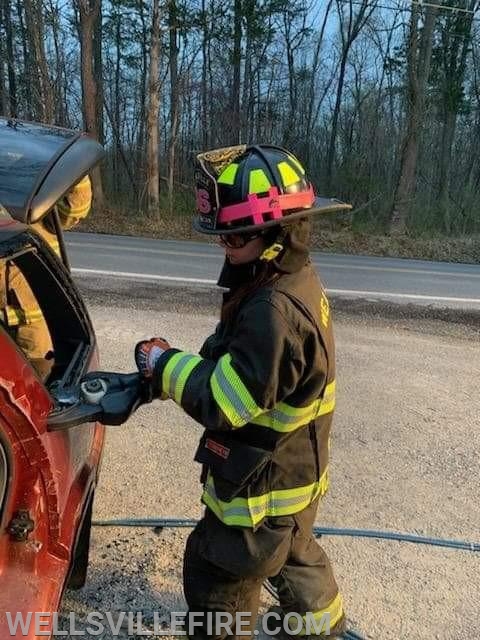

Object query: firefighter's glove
[135,338,171,401]
[134,337,171,400]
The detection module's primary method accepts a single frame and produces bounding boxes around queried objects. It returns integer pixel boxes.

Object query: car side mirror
[47,372,151,431]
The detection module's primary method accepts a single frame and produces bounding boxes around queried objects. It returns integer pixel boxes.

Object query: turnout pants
[183,499,344,640]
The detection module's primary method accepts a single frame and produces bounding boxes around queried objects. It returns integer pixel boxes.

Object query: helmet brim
[193,197,352,236]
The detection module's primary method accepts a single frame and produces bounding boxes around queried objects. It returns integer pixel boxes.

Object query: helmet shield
[195,146,247,232]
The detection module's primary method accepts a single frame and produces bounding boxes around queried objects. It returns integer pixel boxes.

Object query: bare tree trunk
[47,0,67,124]
[327,0,377,188]
[281,6,309,148]
[438,109,456,233]
[3,0,17,116]
[167,0,180,213]
[437,0,476,233]
[230,0,242,144]
[241,0,255,142]
[200,0,209,148]
[94,0,104,144]
[0,17,5,116]
[146,0,161,210]
[326,54,347,187]
[326,0,378,188]
[76,0,104,206]
[304,0,333,166]
[0,0,5,114]
[113,5,122,194]
[137,0,148,197]
[24,0,54,122]
[390,5,437,234]
[16,0,33,118]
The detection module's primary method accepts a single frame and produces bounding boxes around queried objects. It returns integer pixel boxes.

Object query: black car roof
[0,118,104,224]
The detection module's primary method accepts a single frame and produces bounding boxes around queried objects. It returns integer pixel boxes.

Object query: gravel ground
[59,280,480,640]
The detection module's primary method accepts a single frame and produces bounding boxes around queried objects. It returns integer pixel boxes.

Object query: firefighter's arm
[56,175,92,230]
[150,300,305,431]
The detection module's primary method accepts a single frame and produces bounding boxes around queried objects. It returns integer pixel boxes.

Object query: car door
[0,223,104,638]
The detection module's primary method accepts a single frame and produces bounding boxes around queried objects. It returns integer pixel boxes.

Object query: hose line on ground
[92,517,480,553]
[92,517,374,638]
[91,517,480,640]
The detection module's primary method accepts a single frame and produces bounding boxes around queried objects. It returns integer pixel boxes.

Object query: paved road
[67,232,480,310]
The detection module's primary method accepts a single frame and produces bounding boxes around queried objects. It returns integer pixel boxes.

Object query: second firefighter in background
[1,175,92,373]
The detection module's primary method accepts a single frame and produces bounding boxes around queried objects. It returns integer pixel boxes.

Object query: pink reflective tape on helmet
[217,185,315,225]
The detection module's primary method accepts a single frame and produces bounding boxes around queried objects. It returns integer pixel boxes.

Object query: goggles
[219,231,265,249]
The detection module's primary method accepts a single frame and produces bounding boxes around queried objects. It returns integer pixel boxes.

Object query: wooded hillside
[1,0,479,238]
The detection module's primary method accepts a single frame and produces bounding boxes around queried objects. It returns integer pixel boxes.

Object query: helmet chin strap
[260,227,287,262]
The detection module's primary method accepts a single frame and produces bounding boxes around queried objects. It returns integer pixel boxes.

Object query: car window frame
[0,228,96,392]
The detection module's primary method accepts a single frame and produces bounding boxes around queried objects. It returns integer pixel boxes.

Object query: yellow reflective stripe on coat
[4,305,44,326]
[57,175,92,219]
[48,238,60,256]
[210,353,264,428]
[251,380,335,433]
[202,467,329,528]
[162,351,203,403]
[287,593,344,636]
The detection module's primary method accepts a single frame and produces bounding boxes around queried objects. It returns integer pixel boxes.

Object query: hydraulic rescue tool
[47,372,150,431]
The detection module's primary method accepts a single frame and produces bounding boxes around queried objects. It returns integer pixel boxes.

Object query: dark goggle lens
[220,232,261,249]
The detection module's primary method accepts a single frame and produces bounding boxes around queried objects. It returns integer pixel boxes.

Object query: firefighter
[1,175,92,375]
[134,145,350,639]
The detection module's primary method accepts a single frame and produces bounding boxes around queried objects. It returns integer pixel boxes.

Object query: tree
[1,0,17,116]
[434,1,478,233]
[146,0,161,210]
[390,4,438,234]
[167,0,180,212]
[230,0,242,144]
[75,0,104,206]
[326,0,378,188]
[24,0,54,122]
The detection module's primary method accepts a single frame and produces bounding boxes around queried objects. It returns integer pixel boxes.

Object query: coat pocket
[194,432,272,502]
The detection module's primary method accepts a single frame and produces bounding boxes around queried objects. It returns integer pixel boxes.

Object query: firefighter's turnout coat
[1,175,92,362]
[154,257,335,530]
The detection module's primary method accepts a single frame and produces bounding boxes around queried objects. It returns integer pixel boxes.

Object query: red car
[0,118,106,638]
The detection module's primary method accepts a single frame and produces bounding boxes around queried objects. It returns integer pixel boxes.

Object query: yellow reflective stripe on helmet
[289,593,344,636]
[249,169,271,194]
[277,161,300,187]
[202,467,329,528]
[217,163,239,186]
[210,354,264,428]
[162,351,203,403]
[288,153,306,175]
[251,380,335,432]
[4,305,44,326]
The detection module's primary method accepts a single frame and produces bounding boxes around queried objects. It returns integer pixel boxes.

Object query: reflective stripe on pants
[183,501,344,639]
